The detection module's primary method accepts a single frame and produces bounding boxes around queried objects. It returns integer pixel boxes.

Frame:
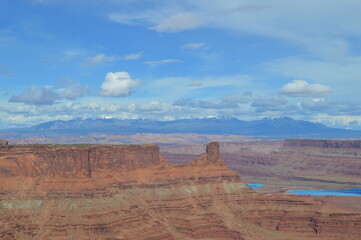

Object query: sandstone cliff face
[0,144,160,177]
[285,139,361,149]
[0,142,361,240]
[0,140,8,145]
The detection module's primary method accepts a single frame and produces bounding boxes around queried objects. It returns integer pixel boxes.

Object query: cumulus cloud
[8,80,90,105]
[182,42,205,49]
[88,54,118,64]
[150,13,203,33]
[280,80,332,97]
[9,85,61,105]
[100,72,140,97]
[144,59,182,65]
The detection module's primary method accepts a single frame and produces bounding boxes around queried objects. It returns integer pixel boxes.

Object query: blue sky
[1,0,361,129]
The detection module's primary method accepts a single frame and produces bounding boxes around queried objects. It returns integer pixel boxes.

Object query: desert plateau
[1,140,361,239]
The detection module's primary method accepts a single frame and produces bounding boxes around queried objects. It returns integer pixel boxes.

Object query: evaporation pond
[289,188,361,196]
[247,184,264,189]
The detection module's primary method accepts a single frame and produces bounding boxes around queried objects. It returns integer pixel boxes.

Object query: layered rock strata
[0,142,361,240]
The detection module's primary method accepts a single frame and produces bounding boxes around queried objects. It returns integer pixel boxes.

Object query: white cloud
[88,54,118,64]
[9,85,61,105]
[100,72,140,97]
[8,81,90,105]
[144,59,182,65]
[89,53,143,63]
[107,1,361,60]
[182,42,205,49]
[280,80,332,97]
[150,13,203,33]
[267,56,361,98]
[123,52,143,60]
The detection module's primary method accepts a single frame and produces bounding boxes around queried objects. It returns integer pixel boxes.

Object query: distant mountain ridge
[1,117,361,139]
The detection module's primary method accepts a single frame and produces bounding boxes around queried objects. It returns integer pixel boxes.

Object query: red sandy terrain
[0,142,361,239]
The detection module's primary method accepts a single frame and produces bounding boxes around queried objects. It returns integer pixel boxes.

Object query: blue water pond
[288,188,361,196]
[247,184,264,189]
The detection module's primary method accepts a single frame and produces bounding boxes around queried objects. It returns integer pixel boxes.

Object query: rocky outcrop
[0,142,361,240]
[190,141,223,166]
[0,139,8,145]
[285,139,361,149]
[206,141,221,163]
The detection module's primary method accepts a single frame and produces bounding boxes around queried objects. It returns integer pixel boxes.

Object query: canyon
[0,141,361,239]
[162,140,361,193]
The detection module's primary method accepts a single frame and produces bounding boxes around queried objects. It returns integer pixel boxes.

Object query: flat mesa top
[0,143,158,148]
